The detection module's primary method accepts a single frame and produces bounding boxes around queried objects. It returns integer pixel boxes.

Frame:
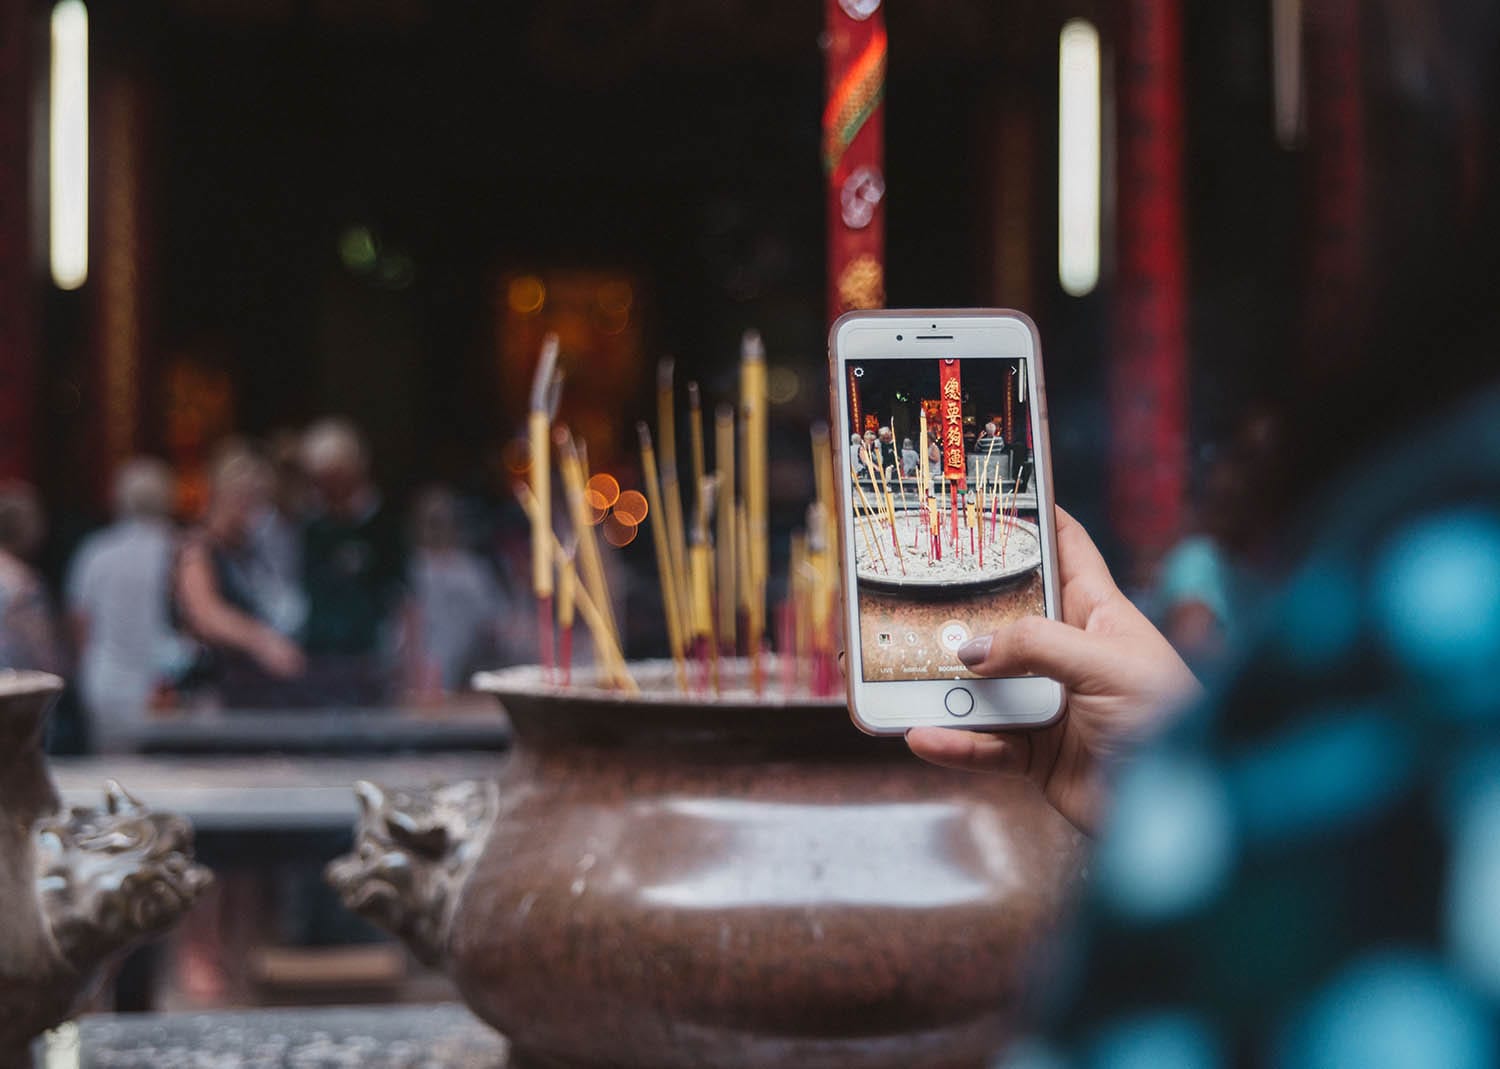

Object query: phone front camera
[896,334,903,341]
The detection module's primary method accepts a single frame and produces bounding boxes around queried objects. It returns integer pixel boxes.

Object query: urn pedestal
[330,661,1082,1069]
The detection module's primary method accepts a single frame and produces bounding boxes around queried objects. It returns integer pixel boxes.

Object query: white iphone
[829,309,1064,734]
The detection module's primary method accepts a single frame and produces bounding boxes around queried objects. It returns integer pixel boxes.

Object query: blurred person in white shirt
[66,458,188,752]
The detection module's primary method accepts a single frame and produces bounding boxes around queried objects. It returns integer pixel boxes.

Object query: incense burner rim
[0,671,64,701]
[473,657,848,710]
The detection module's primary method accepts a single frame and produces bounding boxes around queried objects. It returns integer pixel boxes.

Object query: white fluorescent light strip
[1058,18,1100,298]
[1271,0,1304,148]
[50,0,89,291]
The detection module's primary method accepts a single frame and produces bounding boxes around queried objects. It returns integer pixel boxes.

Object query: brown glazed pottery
[329,660,1082,1069]
[0,672,211,1069]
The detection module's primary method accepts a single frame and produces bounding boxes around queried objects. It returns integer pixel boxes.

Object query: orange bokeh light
[602,512,638,547]
[585,473,621,510]
[613,490,648,525]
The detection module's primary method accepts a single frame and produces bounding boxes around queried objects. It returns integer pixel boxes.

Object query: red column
[824,0,886,319]
[1110,0,1189,564]
[1302,0,1366,380]
[0,0,36,481]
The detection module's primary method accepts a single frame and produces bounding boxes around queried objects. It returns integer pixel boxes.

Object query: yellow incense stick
[850,468,888,572]
[847,465,883,569]
[528,335,561,604]
[861,442,903,570]
[515,483,637,693]
[735,502,761,670]
[790,530,807,670]
[811,424,834,522]
[688,382,708,516]
[555,429,622,656]
[658,360,692,634]
[689,474,717,647]
[714,405,737,652]
[572,439,621,638]
[739,331,768,657]
[638,423,689,690]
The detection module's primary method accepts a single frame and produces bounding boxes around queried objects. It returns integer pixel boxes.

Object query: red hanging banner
[824,0,886,319]
[939,359,966,487]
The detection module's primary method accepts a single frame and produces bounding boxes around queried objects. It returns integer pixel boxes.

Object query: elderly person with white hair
[298,418,407,703]
[66,459,183,751]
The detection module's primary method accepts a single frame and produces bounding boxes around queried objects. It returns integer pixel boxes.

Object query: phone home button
[943,687,975,718]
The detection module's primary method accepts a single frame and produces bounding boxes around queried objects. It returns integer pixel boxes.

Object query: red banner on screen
[939,359,965,487]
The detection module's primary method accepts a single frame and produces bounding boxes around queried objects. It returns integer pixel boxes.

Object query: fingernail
[956,636,992,666]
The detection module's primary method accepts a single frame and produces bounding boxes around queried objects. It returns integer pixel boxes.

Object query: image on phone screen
[844,355,1046,682]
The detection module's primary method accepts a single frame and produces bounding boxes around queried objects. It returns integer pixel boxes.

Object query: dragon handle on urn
[0,672,210,1069]
[326,779,500,966]
[36,781,213,972]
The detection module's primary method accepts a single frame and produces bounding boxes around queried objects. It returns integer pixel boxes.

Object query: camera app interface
[843,356,1046,681]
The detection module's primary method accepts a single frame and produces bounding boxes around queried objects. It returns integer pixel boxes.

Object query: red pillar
[824,0,886,319]
[1110,0,1189,566]
[1302,0,1366,381]
[0,0,37,482]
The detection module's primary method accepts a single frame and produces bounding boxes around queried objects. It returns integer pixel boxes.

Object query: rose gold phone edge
[827,308,1065,736]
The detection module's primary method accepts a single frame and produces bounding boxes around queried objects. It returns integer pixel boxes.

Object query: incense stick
[638,422,689,690]
[688,382,708,516]
[850,464,888,573]
[734,502,761,688]
[739,331,768,689]
[658,361,694,634]
[515,482,638,693]
[555,428,625,670]
[557,544,577,686]
[689,474,719,692]
[714,404,737,656]
[528,334,561,678]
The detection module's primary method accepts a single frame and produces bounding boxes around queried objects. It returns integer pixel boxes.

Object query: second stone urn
[329,660,1083,1069]
[0,672,211,1069]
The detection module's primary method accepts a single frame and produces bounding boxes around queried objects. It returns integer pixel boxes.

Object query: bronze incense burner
[0,672,211,1069]
[329,660,1083,1069]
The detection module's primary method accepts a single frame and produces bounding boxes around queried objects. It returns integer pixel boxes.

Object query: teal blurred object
[1044,386,1500,1065]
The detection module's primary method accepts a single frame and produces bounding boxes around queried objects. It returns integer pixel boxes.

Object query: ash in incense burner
[329,658,1083,1069]
[856,515,1043,595]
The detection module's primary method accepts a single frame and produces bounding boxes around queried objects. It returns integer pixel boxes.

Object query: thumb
[956,615,1119,692]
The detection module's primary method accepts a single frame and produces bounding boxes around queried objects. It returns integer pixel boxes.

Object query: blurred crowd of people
[848,421,1033,491]
[0,418,528,752]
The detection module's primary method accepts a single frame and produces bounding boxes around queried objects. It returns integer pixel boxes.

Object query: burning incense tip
[688,381,701,408]
[741,330,764,362]
[637,421,653,447]
[657,358,675,391]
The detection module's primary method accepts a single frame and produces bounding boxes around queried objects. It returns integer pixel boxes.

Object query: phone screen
[843,354,1047,682]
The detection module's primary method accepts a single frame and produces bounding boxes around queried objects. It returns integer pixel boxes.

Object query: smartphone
[829,309,1064,734]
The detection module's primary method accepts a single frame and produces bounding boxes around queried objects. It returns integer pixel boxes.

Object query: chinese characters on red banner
[939,359,965,487]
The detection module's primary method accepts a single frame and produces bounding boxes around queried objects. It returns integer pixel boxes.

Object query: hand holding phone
[908,506,1203,833]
